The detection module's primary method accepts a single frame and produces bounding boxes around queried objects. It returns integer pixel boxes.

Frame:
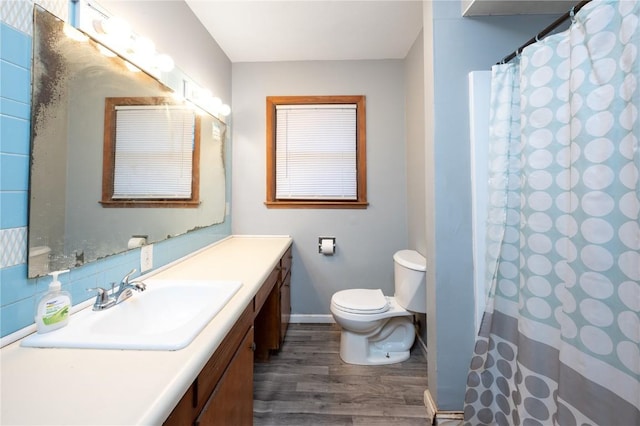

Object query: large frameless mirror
[28,6,226,277]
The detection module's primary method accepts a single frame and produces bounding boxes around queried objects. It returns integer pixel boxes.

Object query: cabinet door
[195,327,254,426]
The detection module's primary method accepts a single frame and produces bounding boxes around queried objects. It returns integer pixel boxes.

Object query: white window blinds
[275,104,357,200]
[113,105,195,199]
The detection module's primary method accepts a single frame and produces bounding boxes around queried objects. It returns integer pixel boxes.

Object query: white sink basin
[21,280,242,350]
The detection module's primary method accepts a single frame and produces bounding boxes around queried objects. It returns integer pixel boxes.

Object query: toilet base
[339,344,411,365]
[338,316,415,365]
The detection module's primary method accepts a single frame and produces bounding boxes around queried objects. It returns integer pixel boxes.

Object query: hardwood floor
[253,323,430,426]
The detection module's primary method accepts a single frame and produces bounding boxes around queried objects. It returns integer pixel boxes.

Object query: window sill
[100,200,200,208]
[264,200,368,209]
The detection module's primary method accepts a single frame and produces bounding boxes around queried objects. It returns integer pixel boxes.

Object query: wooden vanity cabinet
[279,246,292,347]
[164,304,254,426]
[254,247,292,361]
[164,244,292,425]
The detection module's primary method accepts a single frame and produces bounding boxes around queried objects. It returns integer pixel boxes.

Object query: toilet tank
[393,250,426,313]
[29,246,51,276]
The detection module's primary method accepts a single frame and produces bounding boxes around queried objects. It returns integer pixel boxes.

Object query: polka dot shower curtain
[464,1,639,425]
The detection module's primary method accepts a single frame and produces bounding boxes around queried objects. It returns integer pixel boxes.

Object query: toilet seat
[331,289,390,314]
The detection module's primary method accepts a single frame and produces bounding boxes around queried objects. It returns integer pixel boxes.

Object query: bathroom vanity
[164,239,293,425]
[0,235,292,425]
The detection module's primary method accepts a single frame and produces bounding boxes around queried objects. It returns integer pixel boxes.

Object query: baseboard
[424,389,437,424]
[436,411,465,422]
[289,314,335,323]
[416,333,428,357]
[423,389,464,425]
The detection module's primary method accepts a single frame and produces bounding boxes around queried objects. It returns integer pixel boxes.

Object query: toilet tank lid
[394,250,426,271]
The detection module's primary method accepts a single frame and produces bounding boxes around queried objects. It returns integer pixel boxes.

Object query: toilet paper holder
[318,237,336,255]
[127,235,148,249]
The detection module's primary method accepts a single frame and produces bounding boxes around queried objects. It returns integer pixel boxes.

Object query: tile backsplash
[0,0,68,36]
[0,228,28,269]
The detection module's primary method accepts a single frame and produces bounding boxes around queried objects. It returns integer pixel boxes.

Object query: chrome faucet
[88,269,147,311]
[88,287,116,311]
[113,268,147,303]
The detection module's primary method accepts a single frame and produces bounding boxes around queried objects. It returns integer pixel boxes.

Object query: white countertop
[0,235,292,425]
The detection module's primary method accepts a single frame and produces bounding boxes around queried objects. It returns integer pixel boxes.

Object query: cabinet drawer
[280,246,292,278]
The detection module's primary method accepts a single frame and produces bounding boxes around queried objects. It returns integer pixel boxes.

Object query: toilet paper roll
[320,238,335,255]
[127,237,147,249]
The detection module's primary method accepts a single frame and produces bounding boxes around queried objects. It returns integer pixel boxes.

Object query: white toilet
[330,249,427,365]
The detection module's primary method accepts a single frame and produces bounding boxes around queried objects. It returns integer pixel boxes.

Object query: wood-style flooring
[253,323,430,426]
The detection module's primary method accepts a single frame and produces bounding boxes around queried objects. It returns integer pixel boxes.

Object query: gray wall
[231,60,408,315]
[404,28,427,343]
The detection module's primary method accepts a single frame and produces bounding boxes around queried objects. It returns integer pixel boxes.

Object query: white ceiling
[184,0,573,63]
[184,1,424,62]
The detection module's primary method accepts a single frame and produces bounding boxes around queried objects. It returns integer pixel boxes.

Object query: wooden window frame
[100,97,201,208]
[265,95,368,209]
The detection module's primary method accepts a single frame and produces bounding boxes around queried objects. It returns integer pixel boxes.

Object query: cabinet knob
[251,342,256,352]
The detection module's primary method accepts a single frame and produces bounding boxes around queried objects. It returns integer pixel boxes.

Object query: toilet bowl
[330,250,427,365]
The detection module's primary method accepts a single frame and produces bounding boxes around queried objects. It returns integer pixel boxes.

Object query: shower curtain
[464,1,639,425]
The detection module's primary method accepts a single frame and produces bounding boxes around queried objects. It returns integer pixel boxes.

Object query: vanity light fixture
[182,81,231,118]
[88,14,173,78]
[75,0,228,120]
[93,16,132,50]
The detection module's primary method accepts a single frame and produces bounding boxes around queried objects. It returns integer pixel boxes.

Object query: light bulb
[156,54,174,72]
[102,17,131,38]
[102,17,132,51]
[219,104,231,117]
[134,36,155,57]
[210,97,223,109]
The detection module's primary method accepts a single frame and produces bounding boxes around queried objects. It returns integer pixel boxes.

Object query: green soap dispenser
[35,269,71,333]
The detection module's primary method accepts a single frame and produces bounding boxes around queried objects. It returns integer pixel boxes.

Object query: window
[265,95,368,209]
[101,97,201,208]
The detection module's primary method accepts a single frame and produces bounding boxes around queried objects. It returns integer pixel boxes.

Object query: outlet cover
[141,244,153,272]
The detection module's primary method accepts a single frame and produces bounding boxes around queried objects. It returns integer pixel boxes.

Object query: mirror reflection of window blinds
[275,104,357,200]
[113,106,195,199]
